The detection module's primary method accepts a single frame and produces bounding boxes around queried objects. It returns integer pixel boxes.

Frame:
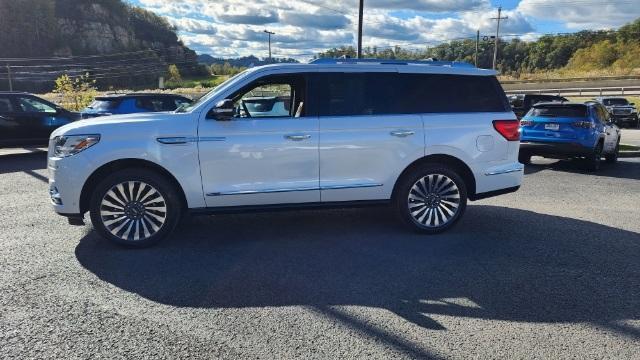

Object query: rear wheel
[586,142,603,172]
[605,140,620,164]
[89,169,182,247]
[395,164,468,234]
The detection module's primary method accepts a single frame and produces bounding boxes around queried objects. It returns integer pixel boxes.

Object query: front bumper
[48,151,93,215]
[520,141,594,158]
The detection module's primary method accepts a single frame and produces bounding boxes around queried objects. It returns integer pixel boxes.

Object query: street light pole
[264,30,275,62]
[357,0,364,58]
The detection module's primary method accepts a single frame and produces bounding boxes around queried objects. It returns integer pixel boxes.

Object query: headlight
[53,135,100,158]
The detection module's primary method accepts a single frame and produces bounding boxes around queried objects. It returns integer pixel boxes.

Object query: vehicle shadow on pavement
[524,158,640,180]
[75,205,640,340]
[0,152,48,183]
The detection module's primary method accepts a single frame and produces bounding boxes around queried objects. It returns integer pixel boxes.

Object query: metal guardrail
[505,86,640,97]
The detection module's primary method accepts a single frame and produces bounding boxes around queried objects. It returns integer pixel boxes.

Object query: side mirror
[630,103,635,106]
[208,99,235,121]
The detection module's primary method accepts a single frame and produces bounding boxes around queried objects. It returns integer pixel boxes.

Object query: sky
[127,0,640,59]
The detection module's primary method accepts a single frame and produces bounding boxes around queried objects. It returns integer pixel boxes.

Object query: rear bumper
[520,141,593,157]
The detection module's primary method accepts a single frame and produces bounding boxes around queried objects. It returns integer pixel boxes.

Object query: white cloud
[130,0,636,60]
[517,0,638,29]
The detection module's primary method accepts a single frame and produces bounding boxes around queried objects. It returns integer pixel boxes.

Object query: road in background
[1,153,639,359]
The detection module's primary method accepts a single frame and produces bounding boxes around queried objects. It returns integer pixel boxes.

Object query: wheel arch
[392,154,477,201]
[79,158,187,214]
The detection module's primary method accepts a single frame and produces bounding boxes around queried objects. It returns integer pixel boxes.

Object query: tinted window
[316,73,397,116]
[136,97,173,111]
[316,73,508,116]
[0,97,14,112]
[529,105,587,118]
[88,99,119,111]
[398,74,509,113]
[16,96,56,113]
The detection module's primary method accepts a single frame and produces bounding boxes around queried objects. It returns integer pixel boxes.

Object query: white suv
[48,59,523,247]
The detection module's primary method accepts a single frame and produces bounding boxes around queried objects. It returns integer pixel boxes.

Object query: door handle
[284,134,311,141]
[390,130,415,138]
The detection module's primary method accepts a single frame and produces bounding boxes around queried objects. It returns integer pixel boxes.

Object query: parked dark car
[0,92,80,148]
[594,97,638,128]
[509,94,568,119]
[81,93,192,118]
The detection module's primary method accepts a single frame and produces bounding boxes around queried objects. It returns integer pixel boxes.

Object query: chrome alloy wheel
[407,174,461,228]
[99,181,167,241]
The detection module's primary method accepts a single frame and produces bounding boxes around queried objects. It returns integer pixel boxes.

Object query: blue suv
[81,93,192,118]
[519,101,621,171]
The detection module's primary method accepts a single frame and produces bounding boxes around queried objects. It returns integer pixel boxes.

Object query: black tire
[605,140,620,164]
[89,168,182,248]
[518,152,532,165]
[586,142,603,172]
[394,164,468,234]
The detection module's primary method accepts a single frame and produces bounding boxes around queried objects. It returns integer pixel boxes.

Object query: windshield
[176,70,251,113]
[602,98,629,106]
[528,105,587,118]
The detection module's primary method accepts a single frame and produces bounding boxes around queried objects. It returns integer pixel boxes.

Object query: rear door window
[315,73,398,116]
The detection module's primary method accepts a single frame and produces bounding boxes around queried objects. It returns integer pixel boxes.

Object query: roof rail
[310,58,475,68]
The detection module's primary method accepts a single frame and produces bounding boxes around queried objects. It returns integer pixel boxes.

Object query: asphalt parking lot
[1,152,639,359]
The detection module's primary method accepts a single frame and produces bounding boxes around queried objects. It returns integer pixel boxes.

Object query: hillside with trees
[0,0,207,92]
[318,17,640,79]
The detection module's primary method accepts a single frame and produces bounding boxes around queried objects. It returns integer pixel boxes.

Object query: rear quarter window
[401,74,510,113]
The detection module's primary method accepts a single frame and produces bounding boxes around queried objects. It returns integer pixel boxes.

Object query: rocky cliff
[0,0,205,91]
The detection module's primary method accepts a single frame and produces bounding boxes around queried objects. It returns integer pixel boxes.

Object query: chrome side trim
[206,183,383,196]
[485,164,524,176]
[157,137,197,144]
[199,136,227,142]
[207,186,319,197]
[320,183,383,190]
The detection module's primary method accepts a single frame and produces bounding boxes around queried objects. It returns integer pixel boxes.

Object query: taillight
[493,120,520,141]
[520,119,534,127]
[571,121,593,129]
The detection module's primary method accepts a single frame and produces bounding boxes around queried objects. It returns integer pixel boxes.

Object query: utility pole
[6,64,12,91]
[264,30,275,62]
[475,30,480,67]
[357,0,364,58]
[491,6,508,70]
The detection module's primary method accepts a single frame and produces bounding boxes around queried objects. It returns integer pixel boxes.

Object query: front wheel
[89,169,182,247]
[395,164,468,234]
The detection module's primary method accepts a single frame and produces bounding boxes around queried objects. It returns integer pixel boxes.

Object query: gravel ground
[1,152,639,359]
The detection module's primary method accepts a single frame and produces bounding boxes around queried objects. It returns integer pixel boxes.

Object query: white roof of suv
[253,58,496,76]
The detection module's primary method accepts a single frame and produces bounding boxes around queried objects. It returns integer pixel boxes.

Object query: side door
[198,73,320,207]
[315,71,424,202]
[0,95,21,144]
[13,95,67,141]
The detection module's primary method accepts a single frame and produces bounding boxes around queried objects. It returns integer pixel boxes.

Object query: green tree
[167,64,182,82]
[53,73,97,111]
